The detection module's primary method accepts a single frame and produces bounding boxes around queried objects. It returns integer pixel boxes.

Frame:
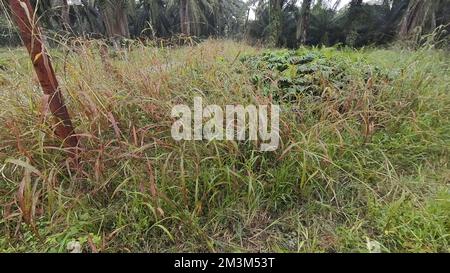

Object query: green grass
[0,40,448,253]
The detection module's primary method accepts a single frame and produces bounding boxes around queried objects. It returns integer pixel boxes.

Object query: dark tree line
[247,0,449,47]
[1,0,449,47]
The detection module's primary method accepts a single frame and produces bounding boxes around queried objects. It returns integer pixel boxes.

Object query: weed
[0,40,448,253]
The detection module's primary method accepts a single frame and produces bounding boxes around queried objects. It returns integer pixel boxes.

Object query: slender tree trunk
[430,9,436,30]
[255,0,264,20]
[61,0,70,30]
[243,6,250,35]
[186,0,191,35]
[100,0,130,39]
[268,0,283,47]
[297,0,312,44]
[59,0,70,30]
[9,0,78,150]
[180,0,190,35]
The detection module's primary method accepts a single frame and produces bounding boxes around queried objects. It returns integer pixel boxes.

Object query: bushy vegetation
[0,40,448,252]
[0,13,20,47]
[241,48,390,100]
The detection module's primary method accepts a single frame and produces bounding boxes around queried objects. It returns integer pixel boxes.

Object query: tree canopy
[1,0,449,47]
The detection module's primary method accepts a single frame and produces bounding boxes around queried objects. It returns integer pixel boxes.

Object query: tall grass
[0,40,448,252]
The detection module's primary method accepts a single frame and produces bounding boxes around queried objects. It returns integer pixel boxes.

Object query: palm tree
[75,0,105,36]
[346,0,364,29]
[167,0,214,36]
[137,0,169,37]
[297,0,313,44]
[268,0,283,47]
[51,0,70,30]
[208,0,246,36]
[98,0,130,39]
[179,0,190,35]
[375,0,409,43]
[398,0,445,39]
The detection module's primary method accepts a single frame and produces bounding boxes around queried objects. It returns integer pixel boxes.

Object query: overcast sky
[337,0,377,8]
[337,0,357,9]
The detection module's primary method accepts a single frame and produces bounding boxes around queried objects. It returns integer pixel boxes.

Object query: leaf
[5,158,42,177]
[17,163,32,225]
[366,238,382,253]
[146,160,158,198]
[107,112,122,140]
[152,224,174,242]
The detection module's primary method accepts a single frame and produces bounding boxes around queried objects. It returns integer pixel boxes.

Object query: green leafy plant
[241,48,391,102]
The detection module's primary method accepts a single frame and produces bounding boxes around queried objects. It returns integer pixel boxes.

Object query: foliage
[1,0,449,48]
[242,47,389,102]
[0,5,19,46]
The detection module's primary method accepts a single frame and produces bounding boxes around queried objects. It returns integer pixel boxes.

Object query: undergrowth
[0,40,448,253]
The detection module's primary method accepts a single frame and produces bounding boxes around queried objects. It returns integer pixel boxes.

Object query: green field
[0,40,449,253]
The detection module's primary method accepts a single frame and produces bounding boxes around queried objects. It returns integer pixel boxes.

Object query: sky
[337,0,357,9]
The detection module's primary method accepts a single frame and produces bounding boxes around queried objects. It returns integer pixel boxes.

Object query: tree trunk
[100,0,130,39]
[398,0,439,39]
[61,0,70,30]
[377,0,409,42]
[9,0,78,150]
[243,6,251,35]
[268,0,283,47]
[297,0,312,44]
[79,0,105,36]
[49,0,71,30]
[180,0,190,35]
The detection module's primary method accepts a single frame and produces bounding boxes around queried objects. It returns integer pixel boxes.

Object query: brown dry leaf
[17,162,33,225]
[39,94,50,124]
[157,207,165,218]
[132,126,138,146]
[361,113,375,144]
[146,160,158,198]
[107,112,122,140]
[88,234,99,253]
[366,77,373,89]
[7,159,43,227]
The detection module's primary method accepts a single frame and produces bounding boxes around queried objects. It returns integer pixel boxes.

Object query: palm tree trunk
[180,0,190,35]
[80,0,104,35]
[297,0,312,44]
[399,0,435,39]
[100,0,130,39]
[268,0,283,47]
[61,0,70,30]
[9,0,78,150]
[46,0,71,31]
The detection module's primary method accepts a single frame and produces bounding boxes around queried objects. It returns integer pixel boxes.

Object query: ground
[0,40,448,253]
